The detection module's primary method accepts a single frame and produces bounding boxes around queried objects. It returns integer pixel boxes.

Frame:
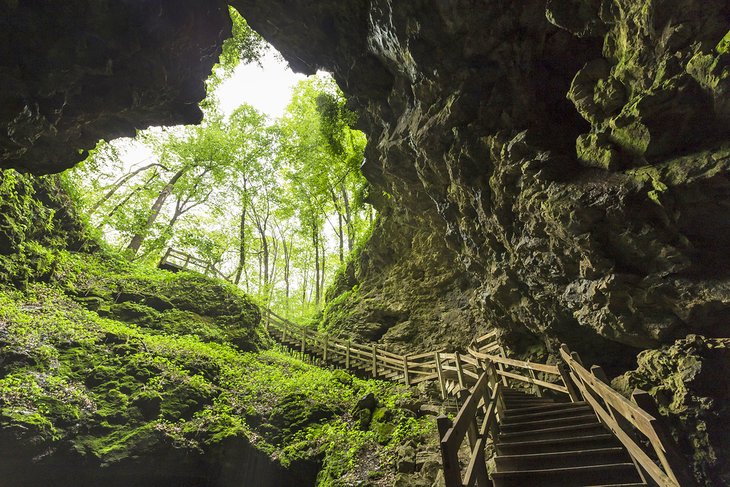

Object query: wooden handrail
[560,344,693,487]
[161,249,688,487]
[439,371,501,487]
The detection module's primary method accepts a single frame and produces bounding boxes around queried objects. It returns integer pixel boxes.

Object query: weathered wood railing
[437,342,575,487]
[267,309,446,385]
[560,344,694,487]
[159,247,230,281]
[158,248,691,487]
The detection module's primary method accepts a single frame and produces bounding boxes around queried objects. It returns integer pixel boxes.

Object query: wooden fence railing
[560,344,694,487]
[160,247,230,281]
[437,343,577,487]
[158,248,691,487]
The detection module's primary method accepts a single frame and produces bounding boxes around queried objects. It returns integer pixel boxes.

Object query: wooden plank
[561,347,659,443]
[455,352,466,389]
[435,352,447,400]
[437,416,462,487]
[632,389,695,487]
[468,348,560,375]
[474,329,498,344]
[403,355,410,386]
[573,380,677,487]
[528,368,542,397]
[460,354,481,368]
[463,437,488,487]
[442,372,490,449]
[409,372,438,385]
[408,351,441,361]
[558,361,582,402]
[496,369,569,394]
[371,344,378,377]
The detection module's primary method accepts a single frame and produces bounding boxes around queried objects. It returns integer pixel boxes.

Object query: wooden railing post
[403,355,410,387]
[527,366,542,397]
[323,335,329,362]
[487,361,506,416]
[435,352,447,400]
[558,361,582,402]
[161,247,172,266]
[455,352,466,389]
[301,331,306,354]
[632,389,695,487]
[371,344,378,377]
[497,346,509,387]
[437,415,462,487]
[345,340,351,369]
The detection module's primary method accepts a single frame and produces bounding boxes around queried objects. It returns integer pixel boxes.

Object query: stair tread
[499,422,604,440]
[492,462,638,477]
[495,447,625,461]
[500,413,598,431]
[504,401,588,415]
[502,404,592,423]
[496,433,617,449]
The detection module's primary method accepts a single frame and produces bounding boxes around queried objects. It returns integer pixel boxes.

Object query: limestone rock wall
[1,1,230,173]
[233,0,730,367]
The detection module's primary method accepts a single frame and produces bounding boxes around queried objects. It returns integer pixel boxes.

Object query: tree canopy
[68,73,371,319]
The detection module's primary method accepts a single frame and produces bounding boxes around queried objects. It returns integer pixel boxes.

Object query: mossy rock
[266,393,339,443]
[109,302,161,325]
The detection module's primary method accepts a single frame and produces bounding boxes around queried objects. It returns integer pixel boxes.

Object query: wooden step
[501,403,592,424]
[503,399,557,408]
[502,390,532,397]
[503,402,588,416]
[492,463,641,487]
[584,484,647,487]
[496,433,618,455]
[500,414,599,433]
[499,422,606,442]
[495,447,629,470]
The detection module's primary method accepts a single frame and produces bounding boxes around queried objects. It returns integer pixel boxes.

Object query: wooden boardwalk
[160,248,694,487]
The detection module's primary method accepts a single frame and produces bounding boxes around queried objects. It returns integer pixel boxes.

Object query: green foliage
[0,168,431,484]
[66,72,375,322]
[0,283,433,482]
[205,7,268,93]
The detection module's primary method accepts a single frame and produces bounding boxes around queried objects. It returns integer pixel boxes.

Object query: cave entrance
[63,8,374,322]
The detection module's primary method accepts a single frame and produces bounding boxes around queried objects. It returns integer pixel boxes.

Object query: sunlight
[215,50,307,119]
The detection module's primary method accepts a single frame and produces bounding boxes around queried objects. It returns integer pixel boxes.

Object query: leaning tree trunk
[90,163,164,214]
[126,168,184,258]
[313,222,321,305]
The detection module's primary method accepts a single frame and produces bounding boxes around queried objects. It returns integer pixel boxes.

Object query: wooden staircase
[492,389,644,487]
[158,248,693,487]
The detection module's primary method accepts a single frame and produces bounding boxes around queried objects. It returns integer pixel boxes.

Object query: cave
[2,0,730,485]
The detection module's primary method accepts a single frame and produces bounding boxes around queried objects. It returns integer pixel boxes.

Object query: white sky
[112,50,306,170]
[216,50,306,119]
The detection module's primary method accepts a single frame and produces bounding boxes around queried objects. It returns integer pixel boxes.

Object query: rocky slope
[0,171,440,487]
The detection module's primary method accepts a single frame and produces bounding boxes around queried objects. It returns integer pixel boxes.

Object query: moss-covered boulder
[613,335,730,485]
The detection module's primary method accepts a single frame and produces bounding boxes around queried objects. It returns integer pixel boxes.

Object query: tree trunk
[234,183,248,285]
[330,186,344,264]
[282,236,291,311]
[313,221,320,305]
[90,163,164,214]
[341,184,354,252]
[320,235,326,302]
[126,168,185,257]
[98,172,160,229]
